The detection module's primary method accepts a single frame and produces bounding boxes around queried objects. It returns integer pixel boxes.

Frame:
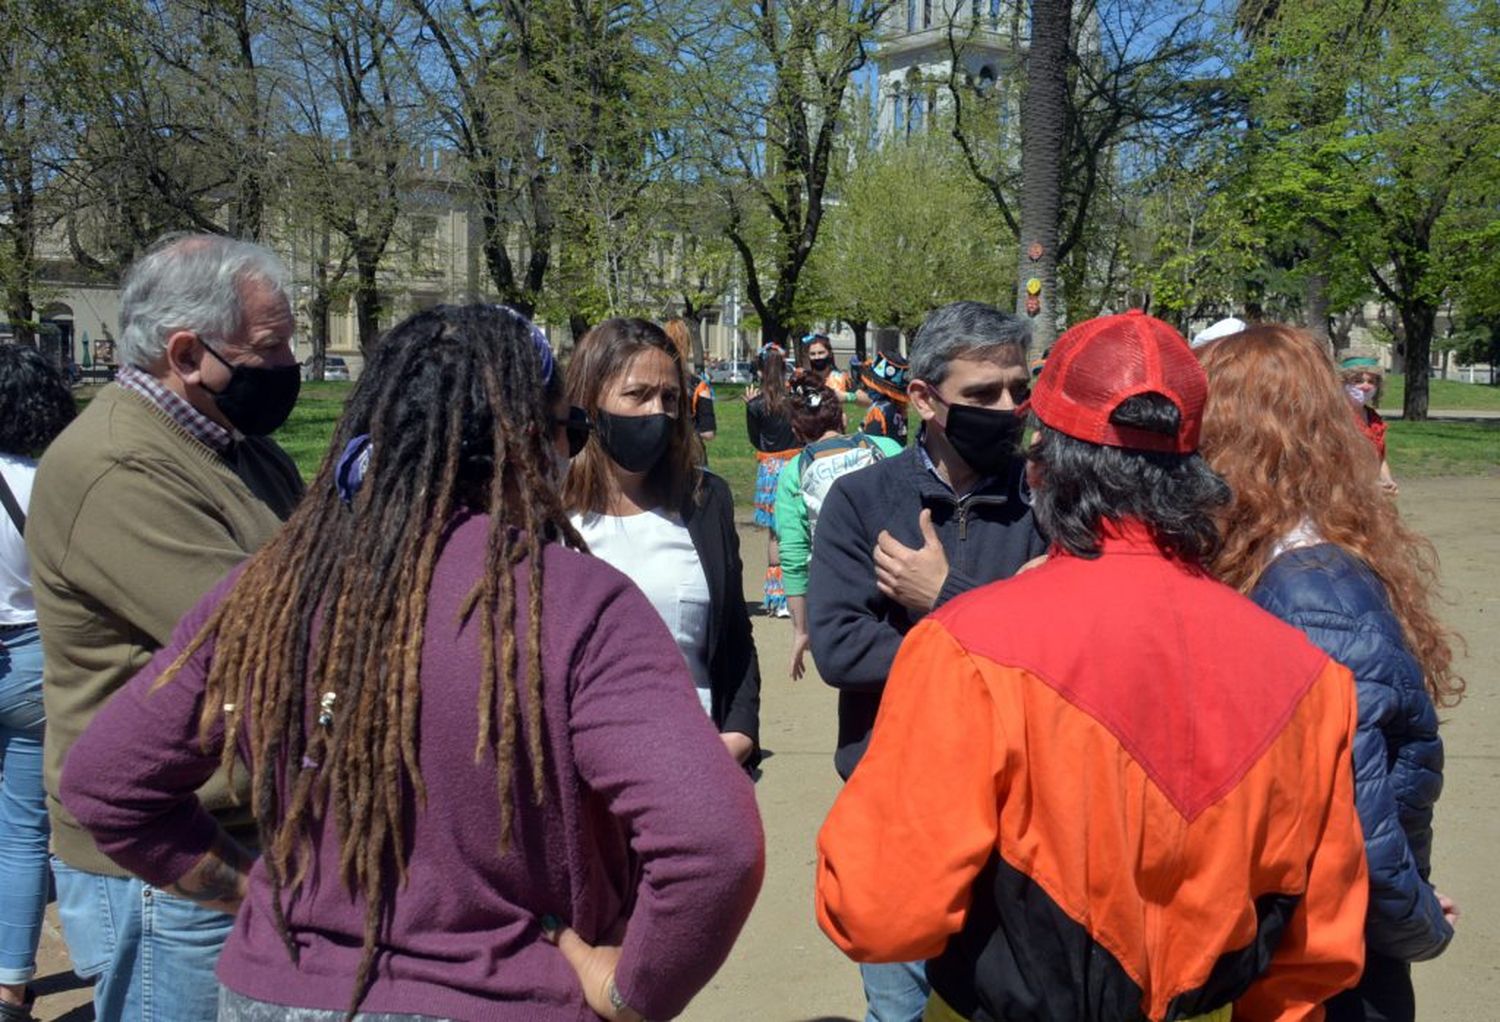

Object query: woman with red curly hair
[1199,325,1462,1022]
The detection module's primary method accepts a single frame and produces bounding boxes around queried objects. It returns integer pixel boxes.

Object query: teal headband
[1340,356,1380,370]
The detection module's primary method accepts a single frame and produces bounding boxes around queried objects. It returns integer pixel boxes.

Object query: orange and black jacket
[861,396,908,445]
[816,525,1368,1022]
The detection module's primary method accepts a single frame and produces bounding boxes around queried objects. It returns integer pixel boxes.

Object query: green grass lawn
[273,381,349,478]
[1383,377,1500,412]
[267,379,1500,487]
[1386,420,1500,477]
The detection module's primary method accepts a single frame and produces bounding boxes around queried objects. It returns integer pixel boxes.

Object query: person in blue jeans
[807,302,1044,1022]
[25,237,304,1022]
[0,342,78,1020]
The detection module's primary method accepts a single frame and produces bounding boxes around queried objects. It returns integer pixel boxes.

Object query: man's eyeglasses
[556,406,591,458]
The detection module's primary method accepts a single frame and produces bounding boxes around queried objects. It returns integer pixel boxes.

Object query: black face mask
[940,402,1024,477]
[201,343,302,436]
[595,410,673,474]
[809,356,833,373]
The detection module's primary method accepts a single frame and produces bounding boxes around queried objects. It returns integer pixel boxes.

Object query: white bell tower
[874,1,1023,141]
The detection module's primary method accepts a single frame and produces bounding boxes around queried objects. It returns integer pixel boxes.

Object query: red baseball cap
[1023,310,1206,454]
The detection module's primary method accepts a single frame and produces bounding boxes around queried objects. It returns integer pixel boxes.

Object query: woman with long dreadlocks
[563,319,761,768]
[58,304,765,1022]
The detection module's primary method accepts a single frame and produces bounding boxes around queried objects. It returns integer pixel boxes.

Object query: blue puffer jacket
[1253,543,1453,963]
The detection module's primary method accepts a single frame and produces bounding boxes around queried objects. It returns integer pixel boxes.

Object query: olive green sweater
[27,384,304,875]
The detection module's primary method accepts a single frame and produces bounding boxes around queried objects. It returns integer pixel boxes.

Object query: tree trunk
[681,306,709,373]
[308,292,331,382]
[760,310,787,348]
[1400,301,1435,421]
[230,0,264,240]
[568,312,592,346]
[1304,237,1331,344]
[354,256,381,353]
[847,319,869,363]
[1017,0,1070,349]
[4,93,37,347]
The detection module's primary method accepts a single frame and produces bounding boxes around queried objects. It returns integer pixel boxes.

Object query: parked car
[707,360,753,384]
[304,355,351,382]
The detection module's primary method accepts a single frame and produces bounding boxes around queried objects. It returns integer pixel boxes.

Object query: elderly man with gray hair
[807,300,1047,1022]
[26,234,305,1021]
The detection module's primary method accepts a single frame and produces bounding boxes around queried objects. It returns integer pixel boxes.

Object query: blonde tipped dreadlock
[156,305,586,1018]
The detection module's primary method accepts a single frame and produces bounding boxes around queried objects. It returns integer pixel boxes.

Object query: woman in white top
[563,319,761,767]
[0,343,77,1019]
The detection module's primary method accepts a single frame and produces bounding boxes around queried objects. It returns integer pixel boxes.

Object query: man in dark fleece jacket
[808,300,1046,1022]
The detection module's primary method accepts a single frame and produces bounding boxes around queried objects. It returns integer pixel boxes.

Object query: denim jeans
[51,857,234,1021]
[0,622,49,987]
[860,959,930,1022]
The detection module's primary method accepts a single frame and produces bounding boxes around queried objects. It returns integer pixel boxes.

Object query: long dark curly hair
[0,344,76,455]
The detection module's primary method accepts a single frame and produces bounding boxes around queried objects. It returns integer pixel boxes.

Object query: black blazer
[679,471,762,756]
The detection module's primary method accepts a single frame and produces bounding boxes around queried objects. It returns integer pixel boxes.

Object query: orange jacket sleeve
[1234,661,1368,1022]
[816,619,1003,963]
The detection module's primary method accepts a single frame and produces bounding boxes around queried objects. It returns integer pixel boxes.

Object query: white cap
[1190,316,1247,350]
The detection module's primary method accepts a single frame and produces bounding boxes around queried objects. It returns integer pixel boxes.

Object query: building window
[989,0,1001,19]
[923,0,932,28]
[410,216,439,272]
[907,0,916,31]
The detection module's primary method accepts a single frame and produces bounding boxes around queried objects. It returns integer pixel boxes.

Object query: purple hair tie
[334,434,372,506]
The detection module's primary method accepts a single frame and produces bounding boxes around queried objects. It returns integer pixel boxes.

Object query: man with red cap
[815,311,1369,1022]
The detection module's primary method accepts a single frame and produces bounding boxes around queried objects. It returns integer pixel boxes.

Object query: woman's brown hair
[663,317,695,368]
[756,343,791,421]
[788,369,843,443]
[1199,324,1462,706]
[564,317,703,515]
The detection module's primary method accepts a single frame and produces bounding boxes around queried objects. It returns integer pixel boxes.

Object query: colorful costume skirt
[753,449,798,528]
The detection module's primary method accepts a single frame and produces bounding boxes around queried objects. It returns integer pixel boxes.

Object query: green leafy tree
[681,0,891,346]
[1238,0,1499,418]
[944,0,1219,344]
[808,135,1014,338]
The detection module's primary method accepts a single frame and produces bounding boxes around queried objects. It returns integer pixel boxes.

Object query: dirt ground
[29,476,1500,1021]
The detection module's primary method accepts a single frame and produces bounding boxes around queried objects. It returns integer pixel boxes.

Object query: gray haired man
[27,234,305,1021]
[808,301,1047,1022]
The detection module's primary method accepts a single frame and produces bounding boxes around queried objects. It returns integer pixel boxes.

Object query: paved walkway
[30,477,1500,1020]
[1377,407,1500,420]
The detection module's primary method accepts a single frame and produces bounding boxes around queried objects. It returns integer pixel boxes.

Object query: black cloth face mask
[809,356,833,373]
[940,402,1025,477]
[594,410,673,474]
[201,342,302,436]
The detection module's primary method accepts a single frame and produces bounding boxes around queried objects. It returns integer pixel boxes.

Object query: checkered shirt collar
[116,364,235,453]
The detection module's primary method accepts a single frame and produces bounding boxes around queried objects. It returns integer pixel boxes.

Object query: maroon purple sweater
[61,514,765,1020]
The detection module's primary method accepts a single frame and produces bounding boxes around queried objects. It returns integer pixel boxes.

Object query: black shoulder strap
[0,469,24,536]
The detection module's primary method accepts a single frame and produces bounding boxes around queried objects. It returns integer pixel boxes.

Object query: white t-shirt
[0,453,38,625]
[570,508,715,718]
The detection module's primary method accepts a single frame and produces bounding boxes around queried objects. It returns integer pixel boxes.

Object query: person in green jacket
[776,371,901,680]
